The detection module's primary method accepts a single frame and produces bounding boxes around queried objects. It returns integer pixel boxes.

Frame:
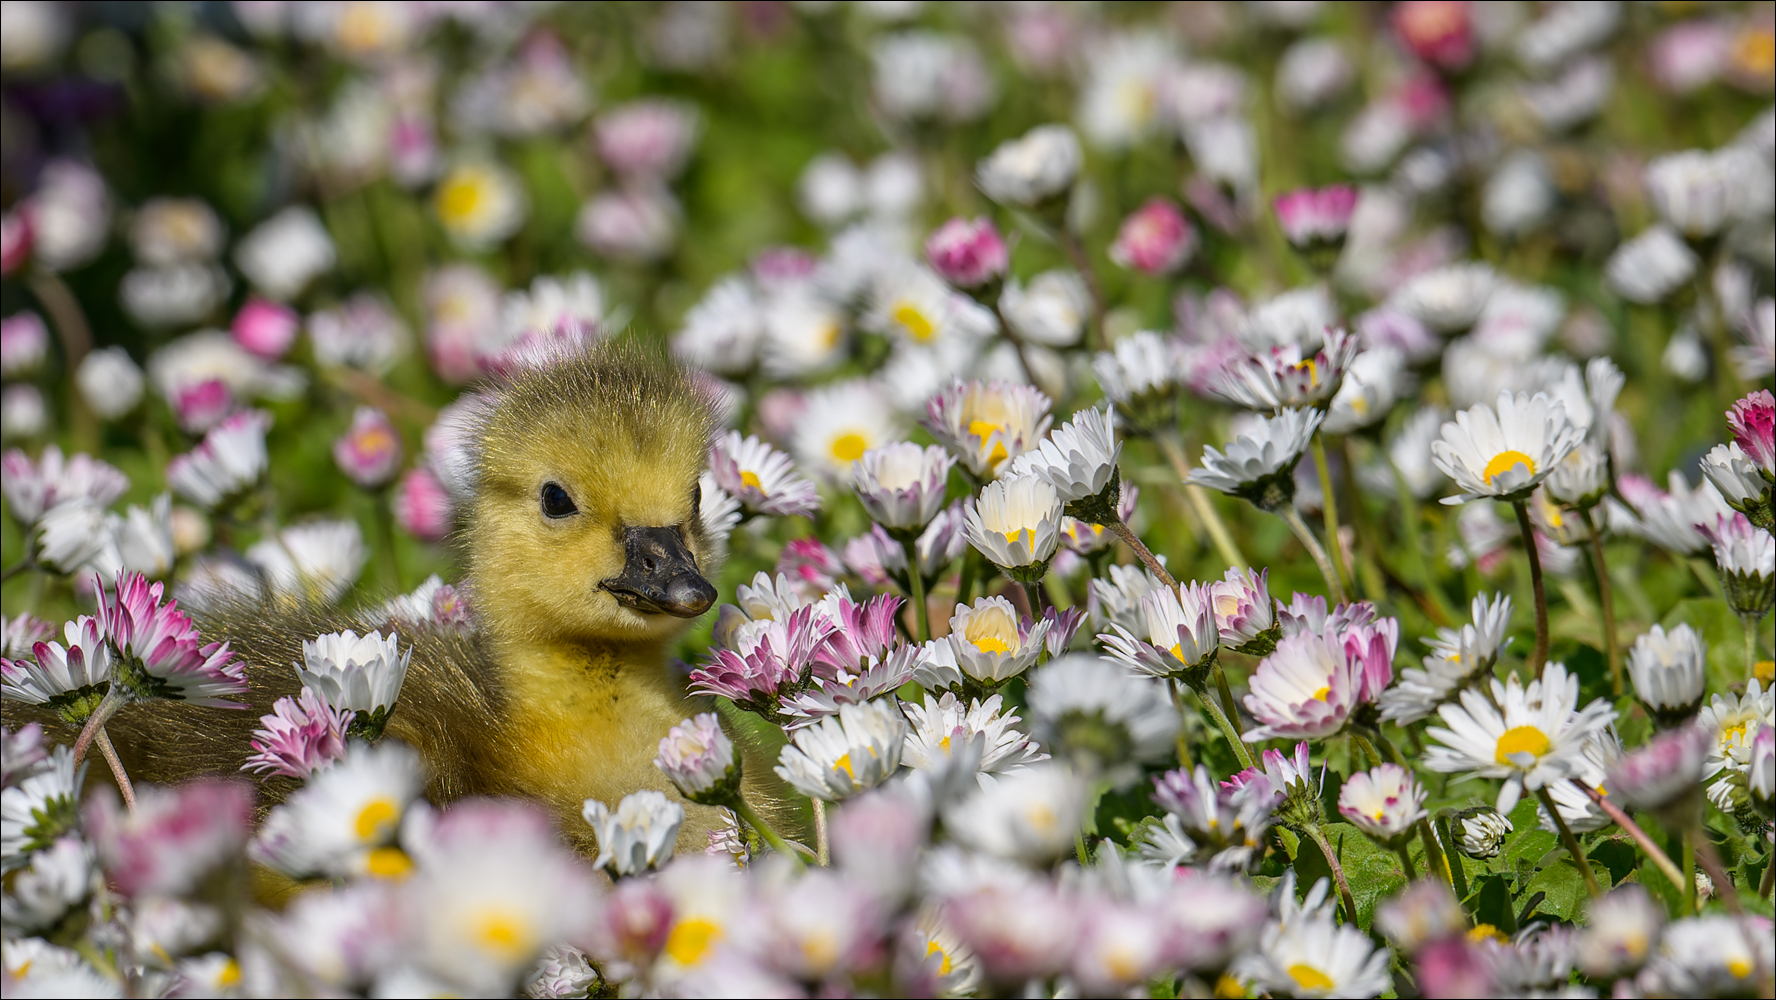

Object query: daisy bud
[0,385,46,440]
[230,296,300,360]
[243,687,353,780]
[172,379,234,434]
[333,407,403,489]
[1107,198,1195,275]
[654,713,740,805]
[924,217,1008,288]
[1627,623,1708,726]
[1009,406,1121,525]
[1337,763,1427,847]
[963,475,1062,582]
[1454,807,1512,859]
[946,596,1051,686]
[1609,723,1711,815]
[393,465,453,542]
[1393,0,1475,72]
[1727,390,1775,478]
[1390,262,1497,334]
[583,790,684,877]
[1091,331,1179,432]
[234,206,335,301]
[1701,442,1772,529]
[1576,885,1665,980]
[975,124,1081,209]
[774,700,907,802]
[295,629,412,740]
[1545,439,1611,508]
[1273,185,1358,269]
[852,442,955,535]
[1703,514,1776,623]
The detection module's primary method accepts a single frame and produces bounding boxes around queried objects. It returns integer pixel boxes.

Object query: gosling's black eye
[541,482,578,518]
[689,482,702,519]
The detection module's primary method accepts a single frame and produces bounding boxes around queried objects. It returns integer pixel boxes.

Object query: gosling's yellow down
[28,342,765,854]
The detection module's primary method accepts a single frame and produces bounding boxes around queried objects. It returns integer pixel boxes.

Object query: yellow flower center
[354,797,399,842]
[965,606,1020,655]
[800,931,840,971]
[1721,722,1749,749]
[1025,802,1057,835]
[474,910,533,961]
[1482,450,1536,485]
[925,940,953,976]
[1729,956,1754,979]
[1293,357,1320,386]
[365,846,413,879]
[966,419,1010,466]
[1755,660,1774,685]
[336,3,393,54]
[1002,527,1028,546]
[1468,923,1509,944]
[739,469,762,490]
[893,303,936,342]
[973,635,1013,655]
[436,174,486,225]
[1288,963,1334,992]
[833,753,856,779]
[1731,26,1775,77]
[1214,973,1244,999]
[666,918,722,966]
[820,319,842,350]
[830,432,868,463]
[1351,395,1370,416]
[1312,685,1330,702]
[354,425,396,456]
[218,959,241,987]
[1494,725,1551,766]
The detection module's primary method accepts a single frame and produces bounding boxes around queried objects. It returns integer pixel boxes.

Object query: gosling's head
[466,341,720,646]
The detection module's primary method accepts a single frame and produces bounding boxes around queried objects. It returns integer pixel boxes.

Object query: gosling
[41,342,758,854]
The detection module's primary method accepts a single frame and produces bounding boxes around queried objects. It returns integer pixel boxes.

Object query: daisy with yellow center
[945,596,1052,685]
[708,430,820,518]
[962,474,1062,581]
[432,161,528,250]
[1431,389,1582,504]
[791,380,901,484]
[773,700,908,802]
[1249,877,1393,999]
[923,379,1053,479]
[1424,661,1617,814]
[1100,580,1220,681]
[249,741,426,881]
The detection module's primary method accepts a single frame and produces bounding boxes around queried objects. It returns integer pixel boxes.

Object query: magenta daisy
[96,571,248,708]
[243,687,354,780]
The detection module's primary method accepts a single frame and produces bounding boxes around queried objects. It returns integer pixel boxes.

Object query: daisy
[1241,631,1366,741]
[1696,679,1771,780]
[791,381,900,484]
[245,519,368,604]
[1337,763,1428,846]
[1605,225,1698,304]
[655,713,739,804]
[945,596,1051,686]
[1091,330,1178,413]
[1423,661,1618,814]
[1099,580,1220,680]
[1455,808,1513,858]
[97,572,247,708]
[941,762,1086,864]
[922,379,1053,480]
[1431,390,1583,505]
[0,444,129,527]
[999,269,1089,348]
[1213,330,1361,413]
[1027,654,1180,770]
[1007,405,1120,516]
[1188,407,1322,511]
[1322,346,1410,435]
[0,746,81,871]
[901,691,1046,774]
[1608,722,1712,813]
[250,741,426,881]
[1626,623,1708,725]
[866,263,994,350]
[773,699,907,802]
[432,160,527,249]
[1575,885,1665,980]
[1244,881,1392,998]
[975,124,1081,208]
[584,790,684,877]
[1703,513,1775,622]
[708,431,820,519]
[1616,471,1734,556]
[166,410,272,510]
[2,615,112,723]
[1701,442,1769,521]
[243,687,352,780]
[1378,592,1513,725]
[1727,390,1775,477]
[296,629,412,740]
[962,474,1062,580]
[233,205,335,300]
[1145,765,1277,872]
[852,442,954,533]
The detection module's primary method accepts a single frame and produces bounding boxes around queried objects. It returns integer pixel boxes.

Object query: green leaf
[1293,823,1407,929]
[1589,837,1640,887]
[1523,858,1586,921]
[1468,874,1518,935]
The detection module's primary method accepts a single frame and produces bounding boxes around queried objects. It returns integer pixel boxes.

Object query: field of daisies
[2,1,1775,997]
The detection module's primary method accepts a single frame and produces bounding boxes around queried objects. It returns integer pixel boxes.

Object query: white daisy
[945,596,1050,686]
[901,691,1046,774]
[0,746,81,871]
[1027,654,1179,770]
[1337,763,1427,845]
[245,519,367,604]
[1423,661,1618,814]
[249,741,426,880]
[1696,680,1772,780]
[0,614,112,722]
[296,629,411,738]
[773,700,907,802]
[708,430,820,518]
[975,124,1081,207]
[1099,580,1220,679]
[1245,879,1392,998]
[433,160,528,249]
[1431,390,1583,504]
[583,790,684,877]
[1008,405,1120,509]
[1378,592,1514,725]
[941,762,1086,865]
[1188,407,1323,511]
[922,379,1053,480]
[1626,623,1707,723]
[791,381,900,484]
[963,475,1062,578]
[852,442,955,532]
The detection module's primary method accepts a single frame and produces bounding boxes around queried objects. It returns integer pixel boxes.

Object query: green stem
[900,537,931,643]
[1021,579,1046,618]
[1168,681,1193,769]
[1682,831,1697,914]
[1302,823,1361,925]
[1512,500,1551,679]
[1437,816,1469,899]
[0,557,31,583]
[1155,431,1249,571]
[730,797,802,864]
[1580,508,1622,696]
[1058,226,1108,353]
[71,686,132,769]
[1105,518,1176,588]
[1536,786,1602,900]
[1352,732,1382,768]
[1311,434,1354,597]
[1760,854,1774,899]
[1742,613,1762,681]
[1396,843,1418,881]
[956,548,978,608]
[1189,679,1256,771]
[1281,505,1347,604]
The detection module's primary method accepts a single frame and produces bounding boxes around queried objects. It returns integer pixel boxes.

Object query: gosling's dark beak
[602,526,716,618]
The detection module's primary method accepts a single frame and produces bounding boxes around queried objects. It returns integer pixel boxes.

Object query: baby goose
[24,342,757,854]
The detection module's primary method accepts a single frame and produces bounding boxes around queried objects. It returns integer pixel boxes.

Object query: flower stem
[1105,518,1176,588]
[1396,843,1419,881]
[1155,431,1249,571]
[1579,508,1622,696]
[1574,780,1685,897]
[1188,679,1256,771]
[900,537,932,643]
[1020,580,1046,618]
[1760,854,1774,899]
[1742,612,1762,682]
[1512,500,1551,678]
[812,797,830,867]
[1436,816,1469,899]
[1302,822,1361,925]
[1682,831,1697,914]
[1058,226,1108,353]
[730,797,802,864]
[0,557,32,583]
[1536,786,1602,900]
[1281,506,1347,604]
[93,727,136,813]
[1168,681,1194,769]
[71,686,132,769]
[1311,433,1354,597]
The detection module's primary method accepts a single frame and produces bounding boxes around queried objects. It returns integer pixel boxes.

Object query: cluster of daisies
[4,0,1776,997]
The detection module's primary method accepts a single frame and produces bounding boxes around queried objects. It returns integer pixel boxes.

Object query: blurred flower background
[1,1,1774,997]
